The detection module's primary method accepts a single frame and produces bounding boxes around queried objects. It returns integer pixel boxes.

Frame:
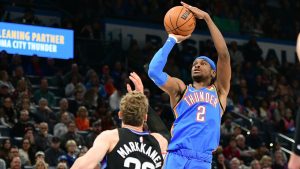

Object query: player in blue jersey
[148,2,231,169]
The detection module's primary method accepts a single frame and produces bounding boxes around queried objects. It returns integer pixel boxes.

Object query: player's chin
[192,75,203,82]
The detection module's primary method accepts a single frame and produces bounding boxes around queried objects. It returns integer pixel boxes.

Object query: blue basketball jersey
[168,85,222,153]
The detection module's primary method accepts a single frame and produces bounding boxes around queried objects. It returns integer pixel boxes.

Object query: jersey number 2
[124,157,155,169]
[196,106,206,122]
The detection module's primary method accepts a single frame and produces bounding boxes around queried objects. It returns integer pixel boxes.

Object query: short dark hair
[10,145,18,151]
[52,137,60,143]
[67,121,75,127]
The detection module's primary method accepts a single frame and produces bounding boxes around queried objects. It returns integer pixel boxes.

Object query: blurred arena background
[0,0,299,168]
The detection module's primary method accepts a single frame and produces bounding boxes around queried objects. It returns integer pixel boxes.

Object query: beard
[192,74,206,82]
[192,73,214,84]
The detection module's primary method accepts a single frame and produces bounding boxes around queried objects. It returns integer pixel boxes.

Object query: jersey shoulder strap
[212,84,225,113]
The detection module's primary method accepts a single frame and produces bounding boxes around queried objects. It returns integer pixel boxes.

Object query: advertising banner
[0,22,73,59]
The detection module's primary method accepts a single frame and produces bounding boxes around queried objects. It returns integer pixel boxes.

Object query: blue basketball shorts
[163,149,212,169]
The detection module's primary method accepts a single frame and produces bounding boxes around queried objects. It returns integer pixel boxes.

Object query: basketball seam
[167,21,195,32]
[169,13,178,35]
[167,25,193,33]
[177,23,195,31]
[167,13,195,33]
[178,10,195,27]
[175,7,184,28]
[176,15,195,31]
[164,22,173,32]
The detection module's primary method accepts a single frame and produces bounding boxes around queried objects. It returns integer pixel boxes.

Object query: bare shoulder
[163,76,186,93]
[150,133,167,142]
[173,77,186,91]
[167,77,186,97]
[150,133,168,152]
[164,77,186,107]
[95,129,119,152]
[98,129,118,138]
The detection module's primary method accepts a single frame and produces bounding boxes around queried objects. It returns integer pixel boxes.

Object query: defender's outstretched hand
[127,72,144,93]
[181,1,209,20]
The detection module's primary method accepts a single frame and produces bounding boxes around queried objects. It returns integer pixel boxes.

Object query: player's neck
[192,81,211,89]
[122,123,143,132]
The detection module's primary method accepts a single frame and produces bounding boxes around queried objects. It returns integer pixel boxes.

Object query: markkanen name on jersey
[117,141,162,168]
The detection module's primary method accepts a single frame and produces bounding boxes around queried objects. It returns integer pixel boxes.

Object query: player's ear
[144,114,148,122]
[118,111,123,119]
[211,69,216,79]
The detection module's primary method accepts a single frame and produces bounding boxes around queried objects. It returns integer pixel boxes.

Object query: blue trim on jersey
[101,156,107,169]
[126,128,150,135]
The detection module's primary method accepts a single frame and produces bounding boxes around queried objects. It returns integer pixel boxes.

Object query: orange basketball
[164,6,196,36]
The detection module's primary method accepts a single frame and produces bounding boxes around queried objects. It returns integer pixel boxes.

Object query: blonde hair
[56,162,68,169]
[120,91,148,126]
[77,106,88,117]
[65,139,77,149]
[34,159,48,169]
[230,157,240,165]
[250,160,260,168]
[260,155,272,168]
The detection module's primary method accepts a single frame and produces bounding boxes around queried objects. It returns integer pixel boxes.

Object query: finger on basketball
[164,5,196,36]
[180,3,200,19]
[180,1,190,8]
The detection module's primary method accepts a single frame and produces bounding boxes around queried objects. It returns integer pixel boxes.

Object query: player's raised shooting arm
[182,2,231,96]
[148,35,188,106]
[205,15,231,96]
[71,131,111,169]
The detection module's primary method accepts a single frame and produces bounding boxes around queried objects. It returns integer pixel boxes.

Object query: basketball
[164,6,196,36]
